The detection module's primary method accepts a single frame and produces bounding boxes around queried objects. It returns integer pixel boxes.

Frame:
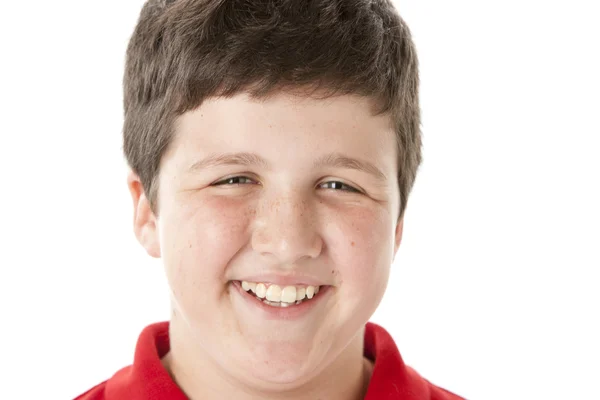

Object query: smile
[231,281,332,319]
[240,281,321,307]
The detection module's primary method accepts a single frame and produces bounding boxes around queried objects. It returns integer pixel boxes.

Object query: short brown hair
[123,0,422,220]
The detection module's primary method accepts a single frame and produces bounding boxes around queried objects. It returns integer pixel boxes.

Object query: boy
[77,0,463,399]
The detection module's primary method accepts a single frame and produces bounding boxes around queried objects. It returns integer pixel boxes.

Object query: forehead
[167,91,397,171]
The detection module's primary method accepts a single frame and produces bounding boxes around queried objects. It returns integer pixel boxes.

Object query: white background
[1,1,598,399]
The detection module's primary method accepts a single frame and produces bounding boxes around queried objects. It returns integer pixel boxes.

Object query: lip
[231,280,332,321]
[235,275,327,287]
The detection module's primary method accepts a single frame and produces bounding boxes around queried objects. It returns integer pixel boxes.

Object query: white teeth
[264,300,293,307]
[265,285,282,302]
[255,283,267,299]
[280,286,297,303]
[240,281,322,303]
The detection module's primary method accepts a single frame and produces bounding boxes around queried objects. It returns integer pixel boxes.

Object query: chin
[242,347,320,386]
[250,360,315,386]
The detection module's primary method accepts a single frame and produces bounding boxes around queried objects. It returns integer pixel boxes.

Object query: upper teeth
[241,281,320,303]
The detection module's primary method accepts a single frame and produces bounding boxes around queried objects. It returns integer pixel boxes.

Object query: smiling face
[129,91,404,391]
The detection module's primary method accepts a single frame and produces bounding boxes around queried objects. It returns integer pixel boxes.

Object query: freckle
[331,270,335,274]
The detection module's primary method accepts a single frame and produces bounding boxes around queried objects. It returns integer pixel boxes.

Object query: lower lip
[231,281,332,320]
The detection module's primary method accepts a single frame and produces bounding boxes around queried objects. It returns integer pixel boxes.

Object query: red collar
[78,322,462,400]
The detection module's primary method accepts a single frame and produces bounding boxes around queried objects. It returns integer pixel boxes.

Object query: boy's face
[129,91,403,386]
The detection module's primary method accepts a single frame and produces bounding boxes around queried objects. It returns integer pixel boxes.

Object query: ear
[393,216,404,257]
[127,170,161,258]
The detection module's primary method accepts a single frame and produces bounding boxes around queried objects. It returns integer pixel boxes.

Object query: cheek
[160,195,254,298]
[331,207,394,295]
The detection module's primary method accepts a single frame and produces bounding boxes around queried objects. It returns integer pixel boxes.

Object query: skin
[128,91,404,400]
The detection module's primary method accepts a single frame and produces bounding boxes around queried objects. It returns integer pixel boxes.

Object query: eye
[319,181,362,193]
[212,176,361,193]
[212,176,257,186]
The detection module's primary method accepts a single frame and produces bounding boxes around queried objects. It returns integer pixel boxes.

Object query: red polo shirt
[75,322,463,400]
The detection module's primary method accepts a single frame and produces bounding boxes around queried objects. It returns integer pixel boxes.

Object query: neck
[162,325,373,400]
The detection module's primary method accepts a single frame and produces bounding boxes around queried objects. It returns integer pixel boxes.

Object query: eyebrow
[188,151,388,183]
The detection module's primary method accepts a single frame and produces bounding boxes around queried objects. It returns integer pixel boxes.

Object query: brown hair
[123,0,422,220]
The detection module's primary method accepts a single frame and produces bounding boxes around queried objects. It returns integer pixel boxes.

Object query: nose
[251,192,323,265]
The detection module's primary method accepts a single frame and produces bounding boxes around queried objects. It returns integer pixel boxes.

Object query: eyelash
[212,176,362,193]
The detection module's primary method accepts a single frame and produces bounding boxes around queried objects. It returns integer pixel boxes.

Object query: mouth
[237,280,323,307]
[231,280,332,319]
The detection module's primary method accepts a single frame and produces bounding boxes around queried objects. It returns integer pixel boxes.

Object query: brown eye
[320,181,361,193]
[213,176,256,186]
